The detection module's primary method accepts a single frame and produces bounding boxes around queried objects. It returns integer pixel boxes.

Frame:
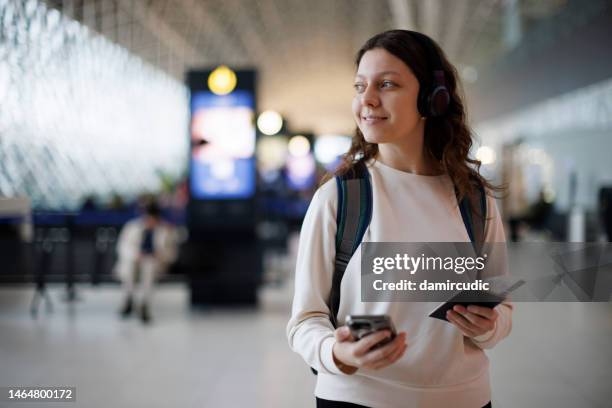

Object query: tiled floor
[0,283,611,408]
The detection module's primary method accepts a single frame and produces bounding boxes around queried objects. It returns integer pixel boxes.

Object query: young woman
[287,30,511,408]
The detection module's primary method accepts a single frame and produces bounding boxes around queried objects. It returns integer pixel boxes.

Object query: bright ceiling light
[257,110,283,135]
[288,135,310,158]
[476,146,496,165]
[257,136,288,171]
[207,65,237,95]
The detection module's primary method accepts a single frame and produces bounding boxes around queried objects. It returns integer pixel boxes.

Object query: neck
[375,120,442,175]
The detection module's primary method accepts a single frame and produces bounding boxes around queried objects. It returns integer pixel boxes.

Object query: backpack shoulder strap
[329,161,372,327]
[457,179,487,254]
[328,167,486,326]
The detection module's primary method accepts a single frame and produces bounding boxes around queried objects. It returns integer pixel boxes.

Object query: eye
[354,82,366,93]
[381,80,395,88]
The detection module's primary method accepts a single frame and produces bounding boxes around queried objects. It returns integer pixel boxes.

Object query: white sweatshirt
[287,160,512,408]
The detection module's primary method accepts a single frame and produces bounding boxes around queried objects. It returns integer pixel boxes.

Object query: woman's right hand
[331,326,407,374]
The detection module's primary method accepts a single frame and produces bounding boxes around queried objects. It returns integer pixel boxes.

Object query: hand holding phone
[332,315,406,374]
[346,315,397,349]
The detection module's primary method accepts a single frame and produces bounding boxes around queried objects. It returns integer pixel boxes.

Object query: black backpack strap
[329,161,373,327]
[457,179,487,255]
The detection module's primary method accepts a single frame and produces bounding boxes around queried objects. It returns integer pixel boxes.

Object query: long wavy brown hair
[331,29,501,205]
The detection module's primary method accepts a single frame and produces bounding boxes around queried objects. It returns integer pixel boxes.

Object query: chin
[361,130,388,145]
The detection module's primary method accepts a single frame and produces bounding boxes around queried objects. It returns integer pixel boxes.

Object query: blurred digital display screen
[190,91,256,199]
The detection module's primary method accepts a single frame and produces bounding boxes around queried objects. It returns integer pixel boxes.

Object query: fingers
[337,331,408,371]
[451,305,497,331]
[446,310,479,337]
[369,342,407,370]
[453,307,488,328]
[466,305,498,320]
[365,334,407,369]
[360,333,403,362]
[353,330,394,356]
[334,326,354,342]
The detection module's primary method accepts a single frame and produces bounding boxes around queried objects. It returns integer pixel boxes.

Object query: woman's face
[352,48,422,145]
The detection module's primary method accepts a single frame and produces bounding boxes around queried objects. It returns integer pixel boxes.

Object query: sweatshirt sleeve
[471,193,513,349]
[286,180,345,375]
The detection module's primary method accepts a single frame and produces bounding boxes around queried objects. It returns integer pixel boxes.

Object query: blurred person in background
[114,201,178,323]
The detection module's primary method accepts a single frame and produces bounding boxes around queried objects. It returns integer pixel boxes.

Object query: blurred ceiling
[43,0,577,135]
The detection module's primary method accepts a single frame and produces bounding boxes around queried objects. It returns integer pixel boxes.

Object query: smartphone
[346,315,397,349]
[428,279,525,322]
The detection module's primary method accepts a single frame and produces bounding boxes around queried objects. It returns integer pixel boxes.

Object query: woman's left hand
[446,305,498,338]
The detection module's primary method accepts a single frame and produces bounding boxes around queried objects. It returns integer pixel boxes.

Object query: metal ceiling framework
[43,0,577,134]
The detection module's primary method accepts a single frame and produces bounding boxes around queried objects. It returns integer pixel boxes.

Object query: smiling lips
[362,115,388,125]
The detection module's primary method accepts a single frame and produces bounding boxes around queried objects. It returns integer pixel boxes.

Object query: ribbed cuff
[320,336,344,375]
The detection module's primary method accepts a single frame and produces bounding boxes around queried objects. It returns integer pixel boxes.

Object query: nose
[360,84,380,108]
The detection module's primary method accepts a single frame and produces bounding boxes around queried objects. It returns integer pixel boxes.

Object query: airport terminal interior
[1,0,612,407]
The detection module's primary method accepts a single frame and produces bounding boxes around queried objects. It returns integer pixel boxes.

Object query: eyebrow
[355,71,400,79]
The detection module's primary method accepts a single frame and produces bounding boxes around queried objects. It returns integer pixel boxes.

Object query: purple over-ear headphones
[407,31,451,118]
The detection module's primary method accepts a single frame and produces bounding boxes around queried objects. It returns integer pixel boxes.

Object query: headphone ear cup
[428,85,450,117]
